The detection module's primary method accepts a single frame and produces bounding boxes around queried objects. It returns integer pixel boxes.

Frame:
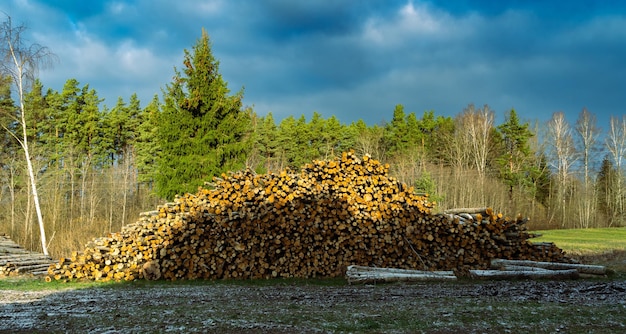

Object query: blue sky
[2,0,625,129]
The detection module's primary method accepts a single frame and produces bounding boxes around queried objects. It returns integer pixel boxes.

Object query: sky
[2,0,625,130]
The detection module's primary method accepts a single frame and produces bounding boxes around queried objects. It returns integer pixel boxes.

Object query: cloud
[2,0,625,130]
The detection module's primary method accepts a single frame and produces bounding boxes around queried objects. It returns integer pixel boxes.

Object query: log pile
[47,152,572,282]
[1,234,55,277]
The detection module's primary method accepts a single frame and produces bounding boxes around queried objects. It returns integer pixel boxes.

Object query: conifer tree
[384,104,409,157]
[156,29,251,199]
[253,112,279,173]
[596,155,619,226]
[496,109,535,200]
[135,95,161,185]
[276,115,310,168]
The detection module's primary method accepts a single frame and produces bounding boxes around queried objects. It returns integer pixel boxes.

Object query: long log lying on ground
[490,259,606,275]
[47,152,574,282]
[469,269,580,280]
[346,265,456,284]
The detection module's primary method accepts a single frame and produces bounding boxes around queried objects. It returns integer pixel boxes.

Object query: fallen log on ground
[346,265,456,284]
[469,269,580,280]
[490,259,606,276]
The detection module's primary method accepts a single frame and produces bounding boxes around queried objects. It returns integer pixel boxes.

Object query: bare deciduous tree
[606,115,626,225]
[574,108,600,228]
[462,104,494,179]
[1,14,56,255]
[547,112,577,227]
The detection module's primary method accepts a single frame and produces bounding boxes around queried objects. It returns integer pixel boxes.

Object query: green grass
[531,227,626,254]
[531,227,626,276]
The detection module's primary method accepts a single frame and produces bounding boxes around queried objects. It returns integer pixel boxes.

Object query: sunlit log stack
[47,152,571,282]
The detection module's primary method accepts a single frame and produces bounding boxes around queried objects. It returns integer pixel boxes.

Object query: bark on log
[45,152,575,282]
[443,208,489,215]
[0,235,55,276]
[490,259,606,275]
[469,269,580,280]
[346,265,457,284]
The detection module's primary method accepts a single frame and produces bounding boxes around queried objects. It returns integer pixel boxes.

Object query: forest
[1,25,625,258]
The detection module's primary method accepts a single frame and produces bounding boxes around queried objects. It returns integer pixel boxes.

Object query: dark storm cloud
[1,0,625,127]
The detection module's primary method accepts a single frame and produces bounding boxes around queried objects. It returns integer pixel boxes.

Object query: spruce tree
[496,109,535,200]
[156,29,251,199]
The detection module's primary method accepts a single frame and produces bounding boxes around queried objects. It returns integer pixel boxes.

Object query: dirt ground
[1,278,625,333]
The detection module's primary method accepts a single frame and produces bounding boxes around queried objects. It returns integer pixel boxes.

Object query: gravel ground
[1,279,626,333]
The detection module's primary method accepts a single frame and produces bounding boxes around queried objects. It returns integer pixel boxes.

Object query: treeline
[1,29,625,257]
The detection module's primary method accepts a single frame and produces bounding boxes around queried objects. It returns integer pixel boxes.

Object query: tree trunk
[21,114,48,256]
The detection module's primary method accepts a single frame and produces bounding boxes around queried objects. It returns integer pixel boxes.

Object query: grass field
[531,227,626,275]
[531,227,626,254]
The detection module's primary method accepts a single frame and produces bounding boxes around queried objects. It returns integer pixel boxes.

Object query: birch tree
[574,108,600,228]
[606,115,626,225]
[0,15,56,255]
[547,112,577,227]
[462,104,494,179]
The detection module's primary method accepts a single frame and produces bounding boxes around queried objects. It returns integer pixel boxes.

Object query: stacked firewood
[47,152,571,282]
[1,234,55,276]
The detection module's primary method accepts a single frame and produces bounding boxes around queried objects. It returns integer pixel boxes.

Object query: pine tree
[135,95,161,185]
[105,94,142,164]
[156,29,252,199]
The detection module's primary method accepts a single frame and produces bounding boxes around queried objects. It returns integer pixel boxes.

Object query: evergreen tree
[41,87,65,168]
[421,111,454,164]
[323,115,355,156]
[0,74,14,128]
[496,109,535,200]
[105,94,142,164]
[308,112,326,159]
[22,79,47,144]
[0,74,16,167]
[384,104,409,157]
[156,29,252,199]
[55,79,106,164]
[253,112,279,173]
[597,154,619,226]
[135,95,161,185]
[276,115,310,168]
